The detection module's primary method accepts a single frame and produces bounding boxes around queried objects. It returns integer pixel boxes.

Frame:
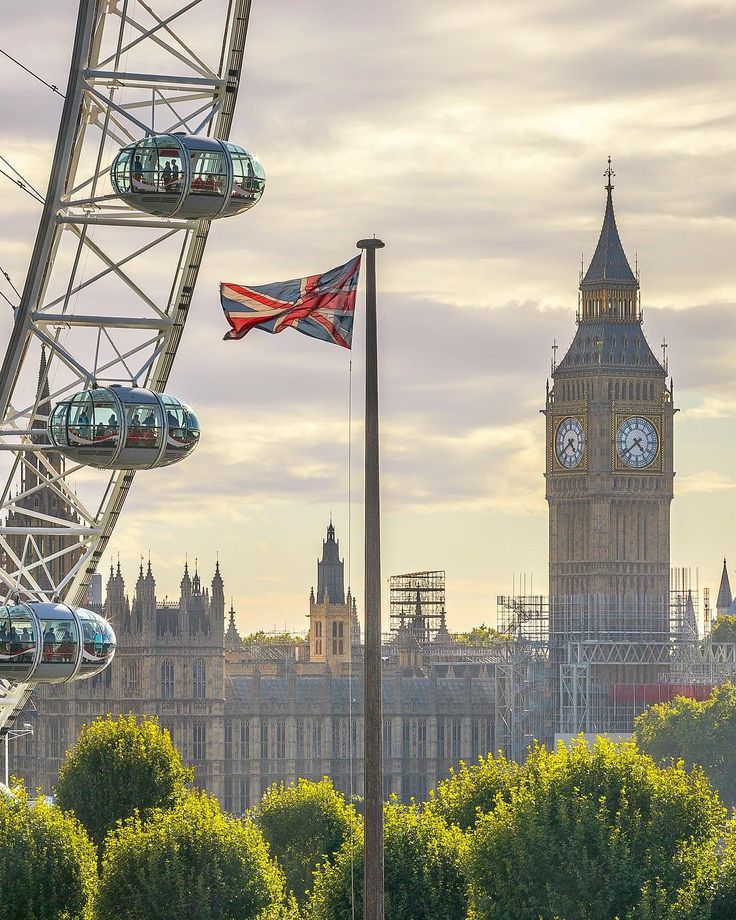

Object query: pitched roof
[717,558,733,611]
[553,319,664,377]
[581,184,638,290]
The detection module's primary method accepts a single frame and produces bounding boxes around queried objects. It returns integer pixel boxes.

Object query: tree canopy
[55,714,192,848]
[709,616,736,644]
[254,778,360,906]
[0,784,96,920]
[96,790,291,920]
[635,683,736,804]
[464,737,724,920]
[426,751,521,831]
[241,631,305,646]
[307,802,467,920]
[452,624,511,645]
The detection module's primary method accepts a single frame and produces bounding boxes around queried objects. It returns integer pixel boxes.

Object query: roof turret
[717,558,733,613]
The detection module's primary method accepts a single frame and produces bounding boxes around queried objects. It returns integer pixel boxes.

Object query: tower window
[193,659,206,700]
[161,659,174,699]
[192,721,206,761]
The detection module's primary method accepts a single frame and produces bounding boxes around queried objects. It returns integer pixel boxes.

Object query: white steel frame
[0,0,253,731]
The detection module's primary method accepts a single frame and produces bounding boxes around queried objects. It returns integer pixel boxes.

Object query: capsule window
[0,606,35,676]
[190,150,227,196]
[40,617,79,665]
[125,403,163,449]
[229,149,265,201]
[67,392,119,448]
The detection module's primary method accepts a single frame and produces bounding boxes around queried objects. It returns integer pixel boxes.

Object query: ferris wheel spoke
[101,0,213,75]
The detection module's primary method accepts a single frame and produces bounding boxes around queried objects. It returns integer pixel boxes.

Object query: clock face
[616,416,659,468]
[555,417,584,469]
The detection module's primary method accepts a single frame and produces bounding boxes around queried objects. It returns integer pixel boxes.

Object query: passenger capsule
[110,133,265,219]
[48,386,200,471]
[0,602,116,684]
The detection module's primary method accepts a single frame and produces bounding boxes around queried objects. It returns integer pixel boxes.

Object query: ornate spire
[225,598,242,650]
[317,519,345,604]
[717,558,732,613]
[581,159,638,292]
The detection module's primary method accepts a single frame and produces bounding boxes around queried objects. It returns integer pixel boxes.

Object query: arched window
[161,659,174,699]
[315,620,322,655]
[193,658,206,700]
[192,721,206,761]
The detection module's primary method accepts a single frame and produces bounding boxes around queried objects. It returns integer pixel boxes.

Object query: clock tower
[544,164,675,725]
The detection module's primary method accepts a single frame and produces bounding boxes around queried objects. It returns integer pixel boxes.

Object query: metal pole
[4,734,8,787]
[357,237,385,920]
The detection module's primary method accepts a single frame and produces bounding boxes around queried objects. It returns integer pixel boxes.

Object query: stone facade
[545,176,675,703]
[14,524,506,808]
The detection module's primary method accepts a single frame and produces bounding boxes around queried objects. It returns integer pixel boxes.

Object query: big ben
[544,162,675,731]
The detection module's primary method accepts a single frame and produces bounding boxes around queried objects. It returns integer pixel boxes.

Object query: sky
[1,0,736,634]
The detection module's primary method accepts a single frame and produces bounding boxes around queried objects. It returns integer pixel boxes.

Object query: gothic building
[544,166,676,730]
[14,523,507,808]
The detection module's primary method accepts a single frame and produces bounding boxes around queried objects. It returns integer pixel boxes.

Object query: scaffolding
[389,571,446,642]
[497,595,549,644]
[497,573,716,738]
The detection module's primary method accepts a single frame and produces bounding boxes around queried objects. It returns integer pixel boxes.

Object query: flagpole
[357,237,385,920]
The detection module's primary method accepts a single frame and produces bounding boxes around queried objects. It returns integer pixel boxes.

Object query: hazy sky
[1,0,736,634]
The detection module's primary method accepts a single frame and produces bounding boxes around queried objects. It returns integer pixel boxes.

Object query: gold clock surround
[611,410,663,472]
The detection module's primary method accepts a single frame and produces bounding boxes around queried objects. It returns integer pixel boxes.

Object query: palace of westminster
[7,173,736,808]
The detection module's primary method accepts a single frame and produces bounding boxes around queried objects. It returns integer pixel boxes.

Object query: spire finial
[605,156,615,192]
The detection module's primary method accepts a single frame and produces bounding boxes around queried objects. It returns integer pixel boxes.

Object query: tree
[709,616,736,644]
[426,751,521,830]
[635,683,736,804]
[254,778,360,906]
[464,738,724,920]
[242,631,304,646]
[307,802,467,920]
[56,714,192,848]
[0,784,96,919]
[96,791,292,920]
[452,624,511,645]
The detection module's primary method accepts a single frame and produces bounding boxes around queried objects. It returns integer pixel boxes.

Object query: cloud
[676,471,736,495]
[1,0,736,628]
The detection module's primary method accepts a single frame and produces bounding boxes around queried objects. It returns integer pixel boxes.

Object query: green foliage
[56,714,192,848]
[426,751,521,830]
[709,616,736,644]
[96,790,291,920]
[452,624,511,645]
[254,778,360,906]
[307,802,467,920]
[464,737,724,920]
[242,631,304,645]
[635,683,736,804]
[710,818,736,920]
[0,784,96,919]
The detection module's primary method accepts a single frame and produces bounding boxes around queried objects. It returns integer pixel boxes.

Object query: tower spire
[604,155,615,192]
[580,160,637,294]
[717,558,732,615]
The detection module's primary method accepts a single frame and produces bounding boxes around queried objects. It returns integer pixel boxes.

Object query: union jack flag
[220,255,361,348]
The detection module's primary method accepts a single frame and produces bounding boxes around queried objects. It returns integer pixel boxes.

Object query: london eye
[0,0,260,732]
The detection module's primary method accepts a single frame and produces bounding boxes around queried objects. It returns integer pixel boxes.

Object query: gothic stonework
[13,523,517,808]
[545,172,675,692]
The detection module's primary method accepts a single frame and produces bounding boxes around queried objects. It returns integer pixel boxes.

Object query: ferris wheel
[0,0,262,733]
